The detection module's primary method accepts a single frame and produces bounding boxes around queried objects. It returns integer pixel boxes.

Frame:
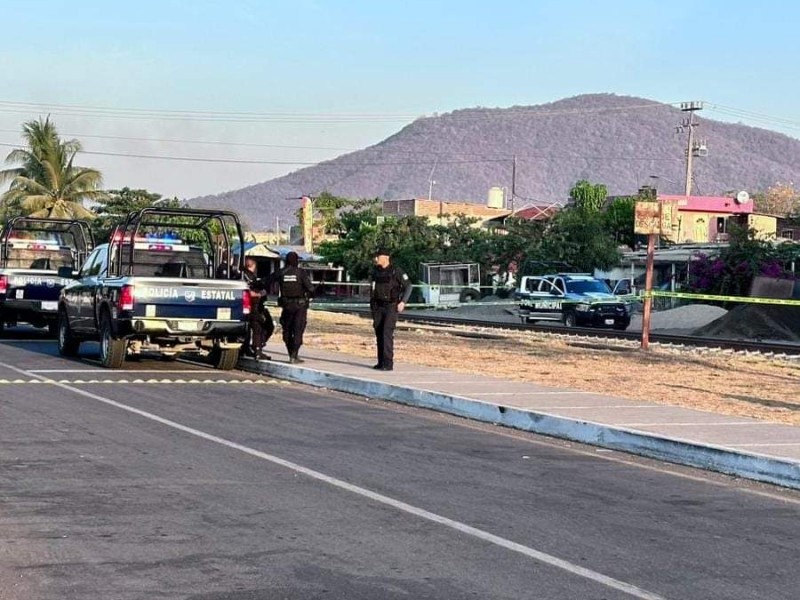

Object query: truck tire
[99,313,126,369]
[57,311,80,357]
[563,311,577,328]
[459,288,480,303]
[211,347,239,371]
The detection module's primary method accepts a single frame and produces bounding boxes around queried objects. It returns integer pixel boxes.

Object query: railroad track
[321,306,800,357]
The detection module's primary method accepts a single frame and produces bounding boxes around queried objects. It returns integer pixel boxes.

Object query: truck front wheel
[100,314,126,369]
[563,311,577,328]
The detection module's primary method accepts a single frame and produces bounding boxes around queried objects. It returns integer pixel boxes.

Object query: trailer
[418,262,481,306]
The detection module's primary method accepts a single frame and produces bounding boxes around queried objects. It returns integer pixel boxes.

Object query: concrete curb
[239,360,800,491]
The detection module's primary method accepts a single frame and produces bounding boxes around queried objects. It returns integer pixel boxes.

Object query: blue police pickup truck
[57,208,250,370]
[0,217,94,335]
[515,273,631,330]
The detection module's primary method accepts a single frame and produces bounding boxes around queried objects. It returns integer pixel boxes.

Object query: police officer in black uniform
[276,251,315,363]
[243,257,274,360]
[370,247,411,371]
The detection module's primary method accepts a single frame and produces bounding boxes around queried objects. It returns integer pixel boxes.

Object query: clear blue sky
[1,0,798,199]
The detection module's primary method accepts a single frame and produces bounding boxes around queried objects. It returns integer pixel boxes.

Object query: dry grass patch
[305,310,800,425]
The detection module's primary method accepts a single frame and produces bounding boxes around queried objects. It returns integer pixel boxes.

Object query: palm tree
[0,117,106,220]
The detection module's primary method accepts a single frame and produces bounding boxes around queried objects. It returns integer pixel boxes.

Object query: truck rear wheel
[211,347,239,371]
[99,314,126,369]
[57,311,80,357]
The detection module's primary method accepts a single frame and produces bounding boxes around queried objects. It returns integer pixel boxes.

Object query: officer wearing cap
[276,251,315,363]
[369,247,411,371]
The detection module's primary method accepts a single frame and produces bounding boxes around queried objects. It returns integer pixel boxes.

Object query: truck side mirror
[58,266,75,279]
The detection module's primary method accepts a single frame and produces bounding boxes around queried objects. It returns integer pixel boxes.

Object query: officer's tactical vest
[372,266,399,302]
[280,267,305,298]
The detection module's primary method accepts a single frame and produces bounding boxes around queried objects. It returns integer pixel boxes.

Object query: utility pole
[677,101,705,196]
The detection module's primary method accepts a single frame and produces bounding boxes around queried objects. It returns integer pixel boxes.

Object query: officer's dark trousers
[280,301,308,356]
[371,301,398,368]
[247,308,274,354]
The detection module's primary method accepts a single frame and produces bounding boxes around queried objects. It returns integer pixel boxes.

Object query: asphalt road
[1,330,799,600]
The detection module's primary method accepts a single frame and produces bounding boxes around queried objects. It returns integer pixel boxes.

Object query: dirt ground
[304,311,800,426]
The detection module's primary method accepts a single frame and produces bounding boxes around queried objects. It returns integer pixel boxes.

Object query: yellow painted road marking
[0,378,284,385]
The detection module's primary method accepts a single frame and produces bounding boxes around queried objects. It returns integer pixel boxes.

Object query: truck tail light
[119,285,135,311]
[242,289,251,315]
[0,275,7,295]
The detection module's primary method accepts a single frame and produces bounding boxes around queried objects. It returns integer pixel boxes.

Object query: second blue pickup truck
[0,217,94,335]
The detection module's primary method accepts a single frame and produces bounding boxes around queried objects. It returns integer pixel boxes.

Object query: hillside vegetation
[190,94,800,230]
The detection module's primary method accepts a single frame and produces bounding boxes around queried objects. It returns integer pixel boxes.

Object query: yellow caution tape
[647,290,800,306]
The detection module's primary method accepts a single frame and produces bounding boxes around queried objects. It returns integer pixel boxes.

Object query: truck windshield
[566,279,612,294]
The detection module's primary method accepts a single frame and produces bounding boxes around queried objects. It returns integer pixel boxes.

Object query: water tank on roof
[488,187,505,209]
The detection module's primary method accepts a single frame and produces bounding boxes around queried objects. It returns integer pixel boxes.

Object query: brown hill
[189,93,800,230]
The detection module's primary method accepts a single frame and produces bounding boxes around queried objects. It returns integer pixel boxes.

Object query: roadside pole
[641,231,656,350]
[634,187,660,350]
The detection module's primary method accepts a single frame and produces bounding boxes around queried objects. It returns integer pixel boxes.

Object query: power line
[0,141,682,166]
[705,104,800,132]
[1,97,796,136]
[0,98,684,125]
[0,128,357,152]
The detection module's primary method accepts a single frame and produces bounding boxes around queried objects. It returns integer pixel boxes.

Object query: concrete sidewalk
[238,343,800,491]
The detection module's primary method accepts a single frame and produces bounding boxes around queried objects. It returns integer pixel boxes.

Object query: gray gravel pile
[693,305,800,342]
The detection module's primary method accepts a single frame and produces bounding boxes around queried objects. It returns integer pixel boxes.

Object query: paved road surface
[0,333,798,599]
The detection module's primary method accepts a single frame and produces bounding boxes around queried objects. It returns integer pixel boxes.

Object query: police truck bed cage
[1,217,94,268]
[109,207,245,279]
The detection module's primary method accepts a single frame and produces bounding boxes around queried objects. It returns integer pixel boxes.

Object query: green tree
[316,205,385,280]
[91,187,167,241]
[569,179,607,213]
[293,191,362,238]
[603,196,636,248]
[489,216,547,276]
[542,207,620,273]
[0,117,105,220]
[318,212,497,285]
